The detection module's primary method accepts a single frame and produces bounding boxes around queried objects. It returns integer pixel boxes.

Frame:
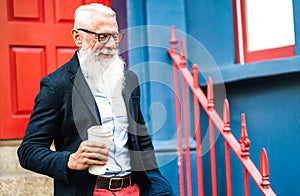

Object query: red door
[0,0,111,139]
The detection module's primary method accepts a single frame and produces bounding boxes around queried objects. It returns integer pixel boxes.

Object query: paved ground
[0,145,53,196]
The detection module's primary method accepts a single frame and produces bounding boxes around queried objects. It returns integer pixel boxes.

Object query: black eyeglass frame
[77,28,125,44]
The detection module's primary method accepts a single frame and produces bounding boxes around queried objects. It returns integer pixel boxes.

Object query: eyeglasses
[77,28,125,44]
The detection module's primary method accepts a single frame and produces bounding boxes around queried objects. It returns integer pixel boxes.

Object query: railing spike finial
[207,77,214,110]
[179,38,186,68]
[169,25,178,52]
[223,99,231,133]
[240,113,250,158]
[192,64,199,88]
[260,148,270,189]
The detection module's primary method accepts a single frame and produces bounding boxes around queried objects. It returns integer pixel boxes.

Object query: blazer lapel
[122,71,132,124]
[72,69,100,123]
[68,54,100,140]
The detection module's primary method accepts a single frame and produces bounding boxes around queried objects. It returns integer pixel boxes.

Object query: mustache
[95,48,118,56]
[79,47,119,57]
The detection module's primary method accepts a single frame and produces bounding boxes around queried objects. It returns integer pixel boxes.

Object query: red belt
[95,175,133,191]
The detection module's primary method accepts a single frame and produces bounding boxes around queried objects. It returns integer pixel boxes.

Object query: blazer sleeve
[17,77,72,182]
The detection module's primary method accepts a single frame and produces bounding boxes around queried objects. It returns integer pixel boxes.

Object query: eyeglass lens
[77,29,124,44]
[98,33,124,44]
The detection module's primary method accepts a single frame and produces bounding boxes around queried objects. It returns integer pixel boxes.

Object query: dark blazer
[17,52,159,196]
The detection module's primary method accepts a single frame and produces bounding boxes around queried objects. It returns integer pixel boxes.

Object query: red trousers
[93,184,140,196]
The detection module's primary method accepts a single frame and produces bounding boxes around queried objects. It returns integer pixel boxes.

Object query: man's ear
[71,29,82,47]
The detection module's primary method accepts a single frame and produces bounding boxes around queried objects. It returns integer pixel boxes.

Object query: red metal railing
[168,26,276,196]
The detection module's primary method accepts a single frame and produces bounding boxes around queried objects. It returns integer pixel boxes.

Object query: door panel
[10,47,46,115]
[54,0,83,22]
[8,0,44,21]
[0,0,110,139]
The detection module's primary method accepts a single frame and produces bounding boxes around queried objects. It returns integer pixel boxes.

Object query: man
[18,3,174,196]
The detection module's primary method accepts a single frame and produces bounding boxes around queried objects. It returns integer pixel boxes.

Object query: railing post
[170,26,185,196]
[223,99,232,196]
[192,64,204,196]
[223,99,231,133]
[180,38,186,68]
[207,77,215,110]
[192,64,199,88]
[207,77,218,196]
[240,113,250,158]
[260,148,271,189]
[169,25,178,52]
[180,37,193,196]
[240,113,250,196]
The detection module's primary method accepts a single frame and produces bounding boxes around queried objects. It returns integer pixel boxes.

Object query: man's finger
[82,152,109,162]
[86,158,107,166]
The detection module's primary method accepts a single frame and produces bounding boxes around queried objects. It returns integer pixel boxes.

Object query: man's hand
[67,140,109,170]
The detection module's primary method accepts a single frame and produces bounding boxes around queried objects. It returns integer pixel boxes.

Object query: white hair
[73,3,116,29]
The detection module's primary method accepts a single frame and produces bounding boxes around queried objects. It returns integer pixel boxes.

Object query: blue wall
[126,0,300,195]
[226,74,300,195]
[127,0,187,141]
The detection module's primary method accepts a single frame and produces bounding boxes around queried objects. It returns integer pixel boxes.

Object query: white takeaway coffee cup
[87,125,113,175]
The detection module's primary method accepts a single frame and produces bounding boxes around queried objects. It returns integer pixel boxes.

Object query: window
[234,0,295,64]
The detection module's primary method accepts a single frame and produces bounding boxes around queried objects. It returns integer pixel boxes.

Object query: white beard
[79,48,125,96]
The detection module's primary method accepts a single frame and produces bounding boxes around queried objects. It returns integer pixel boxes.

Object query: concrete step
[0,146,30,175]
[0,145,53,196]
[0,173,53,196]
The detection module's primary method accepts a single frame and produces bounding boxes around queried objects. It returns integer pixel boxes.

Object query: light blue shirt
[93,91,131,177]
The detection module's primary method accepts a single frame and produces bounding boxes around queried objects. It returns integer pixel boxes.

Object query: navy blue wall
[225,73,300,195]
[185,0,235,67]
[126,0,300,195]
